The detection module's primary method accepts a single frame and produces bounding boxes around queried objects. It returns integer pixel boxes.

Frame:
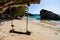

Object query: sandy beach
[0,18,60,40]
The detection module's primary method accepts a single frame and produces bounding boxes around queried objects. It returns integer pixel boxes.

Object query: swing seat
[9,30,31,35]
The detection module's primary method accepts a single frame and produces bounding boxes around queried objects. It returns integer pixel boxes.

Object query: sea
[24,14,60,28]
[25,14,40,20]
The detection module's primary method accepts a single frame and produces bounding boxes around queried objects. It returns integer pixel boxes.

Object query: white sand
[0,19,60,40]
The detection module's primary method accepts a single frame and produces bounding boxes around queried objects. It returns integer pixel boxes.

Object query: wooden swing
[9,0,40,35]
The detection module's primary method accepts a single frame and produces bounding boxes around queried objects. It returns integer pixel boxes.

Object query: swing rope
[9,0,31,35]
[10,7,15,31]
[10,6,30,32]
[26,4,30,32]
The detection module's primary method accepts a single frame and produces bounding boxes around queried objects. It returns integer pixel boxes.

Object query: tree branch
[0,0,40,14]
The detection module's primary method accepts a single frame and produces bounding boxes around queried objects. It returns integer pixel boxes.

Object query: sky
[29,0,60,14]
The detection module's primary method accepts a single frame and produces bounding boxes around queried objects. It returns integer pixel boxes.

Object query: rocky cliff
[40,9,60,20]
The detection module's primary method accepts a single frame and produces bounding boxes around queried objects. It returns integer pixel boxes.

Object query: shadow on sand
[9,30,31,35]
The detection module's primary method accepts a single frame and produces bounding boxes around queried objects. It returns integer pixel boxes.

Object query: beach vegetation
[0,0,27,19]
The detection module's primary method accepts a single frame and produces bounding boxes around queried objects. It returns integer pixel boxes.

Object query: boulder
[40,9,60,20]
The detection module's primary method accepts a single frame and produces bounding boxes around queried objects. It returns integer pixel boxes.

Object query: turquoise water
[28,16,40,19]
[25,14,40,20]
[24,14,60,28]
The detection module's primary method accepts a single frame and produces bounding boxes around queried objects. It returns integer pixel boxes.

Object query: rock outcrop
[40,9,60,20]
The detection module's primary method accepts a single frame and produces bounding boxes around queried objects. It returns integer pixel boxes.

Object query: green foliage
[0,0,27,18]
[0,0,10,3]
[11,6,26,17]
[0,0,10,5]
